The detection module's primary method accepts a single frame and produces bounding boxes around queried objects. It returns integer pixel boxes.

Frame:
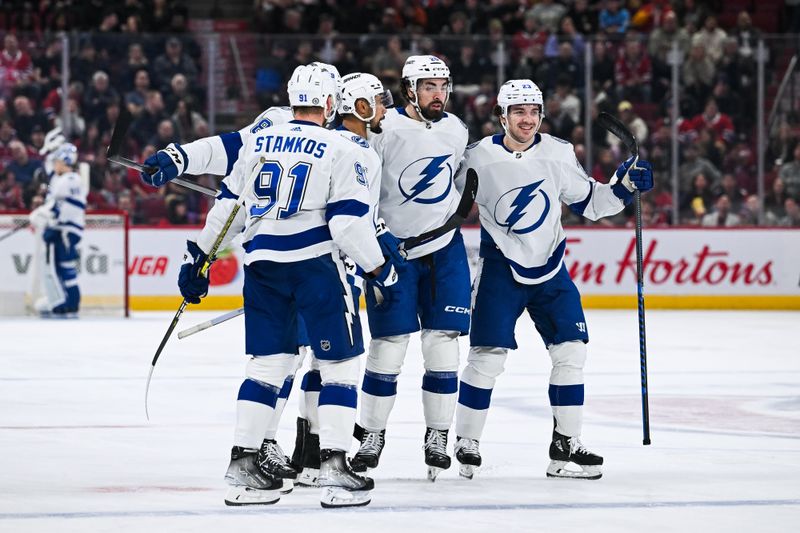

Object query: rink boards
[124,227,800,310]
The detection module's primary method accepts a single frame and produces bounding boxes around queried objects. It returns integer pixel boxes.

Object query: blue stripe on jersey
[319,383,358,408]
[216,180,239,200]
[218,132,243,175]
[569,181,594,216]
[361,370,398,397]
[237,378,280,407]
[422,370,458,394]
[244,225,332,253]
[64,197,86,210]
[60,221,84,231]
[548,383,584,406]
[506,238,567,280]
[325,199,369,221]
[458,381,493,410]
[300,370,322,392]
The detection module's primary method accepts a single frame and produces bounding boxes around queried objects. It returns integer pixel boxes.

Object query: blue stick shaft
[634,189,651,445]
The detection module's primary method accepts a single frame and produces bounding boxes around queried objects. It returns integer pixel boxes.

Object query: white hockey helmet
[52,142,78,167]
[308,61,343,124]
[496,79,545,119]
[287,64,337,123]
[402,55,452,88]
[338,72,394,122]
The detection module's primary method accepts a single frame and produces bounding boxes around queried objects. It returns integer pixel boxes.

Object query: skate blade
[295,468,320,487]
[546,460,602,480]
[458,463,478,480]
[279,478,294,494]
[427,465,445,482]
[224,485,281,506]
[320,486,371,508]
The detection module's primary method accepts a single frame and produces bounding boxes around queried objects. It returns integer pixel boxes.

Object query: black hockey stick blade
[597,112,638,157]
[107,105,133,158]
[403,167,478,250]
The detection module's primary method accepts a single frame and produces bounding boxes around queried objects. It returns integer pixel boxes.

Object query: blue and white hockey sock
[359,370,398,432]
[234,378,279,449]
[318,383,358,451]
[299,369,322,433]
[549,341,586,436]
[262,375,294,441]
[456,347,508,440]
[422,370,458,430]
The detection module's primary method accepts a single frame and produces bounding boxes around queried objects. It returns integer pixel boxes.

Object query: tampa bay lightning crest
[398,155,453,204]
[494,180,551,234]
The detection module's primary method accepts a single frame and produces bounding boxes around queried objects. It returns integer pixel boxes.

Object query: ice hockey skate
[423,427,451,481]
[454,437,481,479]
[350,427,385,473]
[223,446,283,506]
[318,449,374,508]
[291,417,321,487]
[546,430,603,480]
[258,438,298,494]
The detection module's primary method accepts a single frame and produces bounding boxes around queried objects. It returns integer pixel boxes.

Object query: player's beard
[420,100,445,121]
[370,117,383,134]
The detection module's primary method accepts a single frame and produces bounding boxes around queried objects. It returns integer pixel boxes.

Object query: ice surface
[1,310,798,532]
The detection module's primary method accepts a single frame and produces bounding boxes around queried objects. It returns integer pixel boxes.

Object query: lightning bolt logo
[496,180,550,234]
[399,155,453,204]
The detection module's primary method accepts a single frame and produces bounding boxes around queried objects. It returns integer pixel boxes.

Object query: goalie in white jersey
[177,65,400,508]
[352,55,471,481]
[139,63,349,489]
[28,143,87,317]
[453,80,653,480]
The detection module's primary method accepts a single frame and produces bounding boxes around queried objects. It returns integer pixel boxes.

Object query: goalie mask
[401,55,452,124]
[288,64,338,124]
[496,79,545,138]
[338,72,393,124]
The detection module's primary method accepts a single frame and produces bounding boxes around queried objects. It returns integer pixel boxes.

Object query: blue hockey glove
[375,218,407,264]
[178,240,211,304]
[366,257,400,309]
[42,227,60,244]
[615,156,654,193]
[140,143,188,187]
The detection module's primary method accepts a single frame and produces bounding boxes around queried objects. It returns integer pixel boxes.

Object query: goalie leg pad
[548,341,586,437]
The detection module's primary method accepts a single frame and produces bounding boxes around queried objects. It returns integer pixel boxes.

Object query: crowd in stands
[1,0,800,228]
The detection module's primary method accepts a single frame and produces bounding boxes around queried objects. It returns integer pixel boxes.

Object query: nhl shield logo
[320,340,331,351]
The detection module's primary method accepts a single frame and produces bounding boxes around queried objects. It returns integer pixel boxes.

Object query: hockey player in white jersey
[28,143,88,317]
[453,80,653,480]
[351,55,471,480]
[139,63,345,489]
[178,65,400,508]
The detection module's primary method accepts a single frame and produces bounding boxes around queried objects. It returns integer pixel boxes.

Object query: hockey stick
[596,111,651,446]
[402,167,478,250]
[144,159,259,419]
[177,307,244,339]
[181,172,480,339]
[107,106,219,198]
[0,220,29,243]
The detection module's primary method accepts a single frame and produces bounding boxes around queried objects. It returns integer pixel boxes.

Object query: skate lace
[360,431,384,455]
[567,436,589,456]
[456,438,479,455]
[263,441,290,467]
[424,429,447,454]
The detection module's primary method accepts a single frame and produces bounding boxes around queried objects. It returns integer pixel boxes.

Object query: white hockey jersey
[196,120,384,273]
[369,107,469,259]
[181,106,294,178]
[45,170,88,237]
[461,133,631,285]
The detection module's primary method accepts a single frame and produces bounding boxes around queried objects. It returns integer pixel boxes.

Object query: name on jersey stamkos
[565,237,773,286]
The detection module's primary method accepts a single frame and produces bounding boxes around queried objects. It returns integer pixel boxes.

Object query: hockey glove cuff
[178,240,211,304]
[376,218,407,263]
[614,156,654,193]
[141,143,188,187]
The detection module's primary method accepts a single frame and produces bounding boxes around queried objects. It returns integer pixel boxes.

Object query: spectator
[131,90,167,148]
[54,98,86,139]
[11,96,48,145]
[688,98,736,149]
[6,140,43,186]
[615,33,652,103]
[732,11,760,60]
[545,16,586,62]
[119,42,150,89]
[143,0,172,33]
[765,177,789,222]
[372,36,408,76]
[768,122,798,167]
[591,39,616,97]
[513,42,550,84]
[547,41,582,91]
[125,68,151,115]
[599,0,630,35]
[70,40,108,88]
[778,198,800,227]
[164,73,192,114]
[528,0,567,34]
[701,194,741,227]
[149,118,178,148]
[715,173,746,212]
[723,140,757,194]
[165,194,191,224]
[152,37,198,93]
[449,42,486,87]
[0,118,17,170]
[738,194,768,226]
[568,0,598,35]
[592,147,618,183]
[552,76,581,124]
[681,44,716,117]
[512,11,548,58]
[0,34,34,100]
[83,71,120,125]
[543,96,576,141]
[778,144,800,200]
[0,169,25,209]
[609,101,648,153]
[681,172,715,224]
[692,15,727,64]
[171,99,205,144]
[679,143,721,192]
